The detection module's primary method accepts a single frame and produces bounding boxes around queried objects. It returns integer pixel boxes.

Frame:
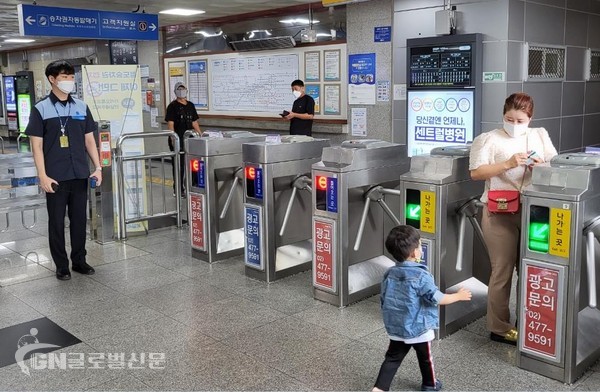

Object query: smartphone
[525,151,538,165]
[51,183,59,192]
[279,110,290,117]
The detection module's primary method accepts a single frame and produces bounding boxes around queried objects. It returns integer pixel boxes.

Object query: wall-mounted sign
[18,4,158,41]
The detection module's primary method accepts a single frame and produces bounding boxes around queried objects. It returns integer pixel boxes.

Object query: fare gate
[243,136,330,282]
[312,140,410,307]
[517,153,600,383]
[186,131,265,263]
[399,145,489,338]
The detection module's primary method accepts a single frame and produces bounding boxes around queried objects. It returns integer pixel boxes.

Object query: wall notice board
[164,43,347,120]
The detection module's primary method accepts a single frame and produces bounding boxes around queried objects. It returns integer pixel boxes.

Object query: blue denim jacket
[380,261,445,339]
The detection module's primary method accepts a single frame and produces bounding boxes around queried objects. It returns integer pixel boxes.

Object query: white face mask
[56,80,75,94]
[175,89,187,99]
[292,90,302,99]
[503,121,529,138]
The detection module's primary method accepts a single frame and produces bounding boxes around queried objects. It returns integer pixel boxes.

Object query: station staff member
[165,82,201,197]
[284,79,315,136]
[26,60,102,281]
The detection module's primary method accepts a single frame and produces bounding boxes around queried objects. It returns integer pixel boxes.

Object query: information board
[211,54,298,112]
[521,261,564,362]
[409,44,473,88]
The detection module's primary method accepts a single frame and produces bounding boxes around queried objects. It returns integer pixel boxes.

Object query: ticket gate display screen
[528,205,571,258]
[245,166,263,199]
[405,189,422,229]
[315,175,338,213]
[529,206,550,253]
[190,159,206,188]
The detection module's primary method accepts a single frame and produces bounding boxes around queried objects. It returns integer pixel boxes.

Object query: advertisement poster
[167,61,185,102]
[17,95,31,133]
[305,84,320,114]
[324,50,341,81]
[188,60,208,109]
[407,89,474,156]
[348,53,376,104]
[81,64,147,233]
[305,51,320,82]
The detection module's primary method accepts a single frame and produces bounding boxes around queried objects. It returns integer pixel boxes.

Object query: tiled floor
[1,208,600,391]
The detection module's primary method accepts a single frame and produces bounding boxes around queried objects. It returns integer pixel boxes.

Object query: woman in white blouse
[469,92,558,345]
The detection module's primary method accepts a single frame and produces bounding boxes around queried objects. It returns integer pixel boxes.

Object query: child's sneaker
[421,379,442,391]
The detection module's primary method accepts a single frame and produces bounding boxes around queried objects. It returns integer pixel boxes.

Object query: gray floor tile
[19,247,54,263]
[223,316,356,376]
[86,317,218,368]
[0,251,28,270]
[141,252,214,276]
[7,274,119,316]
[574,371,600,390]
[47,296,164,341]
[85,374,150,391]
[241,278,322,315]
[0,228,41,243]
[185,264,268,294]
[430,329,491,371]
[140,341,306,391]
[464,315,489,338]
[128,278,234,315]
[295,299,384,339]
[171,297,287,341]
[0,343,115,391]
[289,340,394,391]
[0,263,54,287]
[439,341,572,391]
[0,244,15,255]
[121,233,176,249]
[86,243,150,264]
[2,236,53,252]
[88,258,187,294]
[0,288,43,329]
[142,240,191,258]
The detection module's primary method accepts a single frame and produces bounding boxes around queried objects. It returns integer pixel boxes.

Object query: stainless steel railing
[115,132,182,240]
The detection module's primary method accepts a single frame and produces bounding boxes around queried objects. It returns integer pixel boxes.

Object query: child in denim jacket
[373,226,472,392]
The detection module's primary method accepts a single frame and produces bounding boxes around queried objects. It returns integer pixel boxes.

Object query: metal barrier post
[115,132,182,240]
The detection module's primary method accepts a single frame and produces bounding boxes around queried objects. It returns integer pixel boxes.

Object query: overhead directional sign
[17,4,158,41]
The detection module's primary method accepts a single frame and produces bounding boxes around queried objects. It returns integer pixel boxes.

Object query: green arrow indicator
[529,222,549,241]
[406,204,421,220]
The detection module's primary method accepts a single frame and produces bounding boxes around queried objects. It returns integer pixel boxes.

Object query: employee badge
[59,135,69,148]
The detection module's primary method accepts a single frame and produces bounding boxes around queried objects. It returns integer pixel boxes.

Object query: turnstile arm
[219,168,244,219]
[584,217,600,309]
[353,186,401,251]
[456,198,489,272]
[354,197,372,251]
[279,175,311,237]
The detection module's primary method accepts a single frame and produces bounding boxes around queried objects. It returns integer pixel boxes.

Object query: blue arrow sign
[17,4,158,41]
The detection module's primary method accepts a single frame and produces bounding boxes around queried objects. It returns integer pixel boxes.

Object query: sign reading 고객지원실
[18,4,158,41]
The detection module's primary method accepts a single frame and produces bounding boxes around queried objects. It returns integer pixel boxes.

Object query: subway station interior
[1,0,600,390]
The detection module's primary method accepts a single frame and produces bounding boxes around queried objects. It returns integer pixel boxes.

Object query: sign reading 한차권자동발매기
[18,4,158,41]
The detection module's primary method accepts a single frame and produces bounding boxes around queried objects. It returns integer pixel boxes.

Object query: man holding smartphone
[26,60,102,281]
[283,79,315,136]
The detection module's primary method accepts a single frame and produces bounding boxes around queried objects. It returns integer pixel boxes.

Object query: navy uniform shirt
[290,94,315,136]
[25,92,96,181]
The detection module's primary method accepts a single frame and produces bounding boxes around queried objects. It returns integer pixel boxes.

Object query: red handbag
[487,190,521,213]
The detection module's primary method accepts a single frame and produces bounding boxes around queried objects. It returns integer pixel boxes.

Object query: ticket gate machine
[517,153,600,384]
[243,136,330,282]
[311,140,410,307]
[399,145,489,338]
[186,131,266,263]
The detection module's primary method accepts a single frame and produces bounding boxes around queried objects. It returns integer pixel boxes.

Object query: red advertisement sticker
[190,193,205,251]
[313,219,334,290]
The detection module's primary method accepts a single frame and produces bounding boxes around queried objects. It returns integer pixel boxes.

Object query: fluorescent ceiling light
[159,8,205,16]
[195,30,223,37]
[166,46,182,53]
[279,18,319,24]
[4,38,35,43]
[316,33,331,37]
[247,30,272,39]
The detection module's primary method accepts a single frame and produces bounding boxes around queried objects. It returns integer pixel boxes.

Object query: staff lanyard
[54,102,71,135]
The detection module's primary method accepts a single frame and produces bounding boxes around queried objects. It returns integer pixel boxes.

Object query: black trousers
[46,179,88,271]
[374,340,436,391]
[168,142,186,193]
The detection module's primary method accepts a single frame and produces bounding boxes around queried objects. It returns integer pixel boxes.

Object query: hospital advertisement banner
[407,89,474,157]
